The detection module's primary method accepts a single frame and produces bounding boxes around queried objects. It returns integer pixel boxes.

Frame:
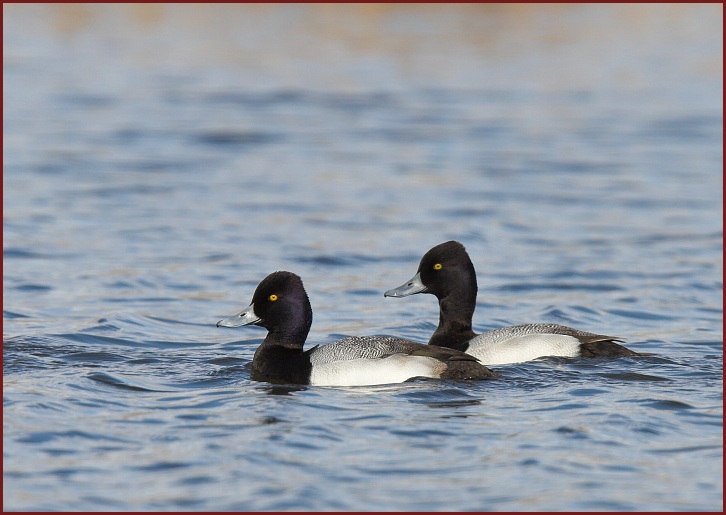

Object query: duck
[217,271,497,386]
[384,241,641,365]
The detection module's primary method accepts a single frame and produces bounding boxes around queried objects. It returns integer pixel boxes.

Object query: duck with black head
[218,270,497,386]
[384,241,641,366]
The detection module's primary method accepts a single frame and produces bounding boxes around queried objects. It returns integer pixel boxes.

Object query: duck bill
[384,272,428,297]
[217,303,261,328]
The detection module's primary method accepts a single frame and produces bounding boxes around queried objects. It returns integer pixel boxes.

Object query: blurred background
[4,4,723,512]
[4,3,722,93]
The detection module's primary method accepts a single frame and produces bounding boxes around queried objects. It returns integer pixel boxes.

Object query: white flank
[308,354,444,387]
[467,333,582,365]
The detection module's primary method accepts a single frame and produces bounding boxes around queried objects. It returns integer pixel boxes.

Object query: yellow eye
[433,263,443,270]
[269,294,278,301]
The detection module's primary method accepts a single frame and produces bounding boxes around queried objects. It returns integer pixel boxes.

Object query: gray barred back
[307,336,429,365]
[475,323,623,344]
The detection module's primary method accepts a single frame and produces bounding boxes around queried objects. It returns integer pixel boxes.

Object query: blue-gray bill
[217,303,261,327]
[384,272,428,297]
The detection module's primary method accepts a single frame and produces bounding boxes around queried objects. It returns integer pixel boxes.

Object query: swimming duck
[217,271,497,386]
[384,241,640,365]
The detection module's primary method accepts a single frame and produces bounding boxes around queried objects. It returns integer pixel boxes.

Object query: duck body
[385,241,640,365]
[449,323,636,366]
[218,271,496,386]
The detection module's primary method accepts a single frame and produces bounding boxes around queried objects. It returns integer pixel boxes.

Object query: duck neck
[261,303,312,351]
[429,282,477,351]
[263,330,307,351]
[253,314,313,384]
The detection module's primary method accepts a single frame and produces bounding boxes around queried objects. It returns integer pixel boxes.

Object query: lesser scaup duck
[384,241,640,365]
[217,271,497,386]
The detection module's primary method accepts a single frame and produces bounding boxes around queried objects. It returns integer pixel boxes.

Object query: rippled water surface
[4,4,723,512]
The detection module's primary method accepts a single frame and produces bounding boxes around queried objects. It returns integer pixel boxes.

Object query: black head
[248,271,313,335]
[417,241,477,299]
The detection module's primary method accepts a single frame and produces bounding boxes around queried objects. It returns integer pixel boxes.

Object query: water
[3,4,723,511]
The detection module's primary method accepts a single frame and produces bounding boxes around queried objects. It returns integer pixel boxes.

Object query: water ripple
[86,372,176,392]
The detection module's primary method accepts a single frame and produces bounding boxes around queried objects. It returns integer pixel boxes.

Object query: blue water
[3,4,723,511]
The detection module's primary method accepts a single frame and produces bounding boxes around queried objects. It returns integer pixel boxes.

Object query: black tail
[580,340,641,357]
